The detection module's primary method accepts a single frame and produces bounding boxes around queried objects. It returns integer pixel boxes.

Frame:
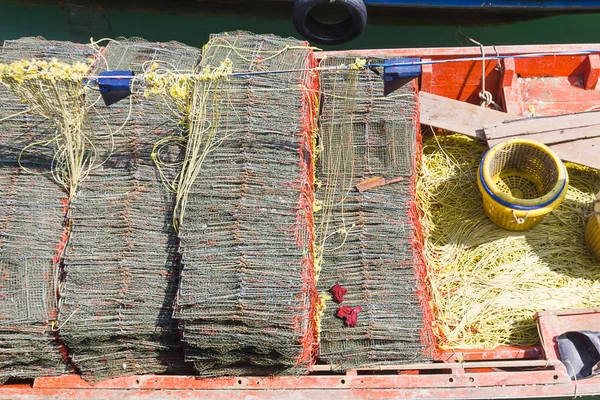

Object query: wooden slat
[419,91,517,140]
[484,110,600,145]
[487,124,600,147]
[550,137,600,170]
[484,110,600,169]
[419,92,600,170]
[355,177,405,193]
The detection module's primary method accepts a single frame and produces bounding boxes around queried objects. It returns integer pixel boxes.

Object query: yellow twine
[348,58,367,71]
[418,133,600,349]
[145,59,233,231]
[315,292,332,342]
[0,59,99,199]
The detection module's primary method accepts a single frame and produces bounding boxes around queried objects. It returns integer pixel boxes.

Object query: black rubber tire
[292,0,367,45]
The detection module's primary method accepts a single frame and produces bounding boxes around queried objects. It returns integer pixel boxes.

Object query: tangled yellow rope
[145,59,232,231]
[417,133,600,349]
[0,59,95,199]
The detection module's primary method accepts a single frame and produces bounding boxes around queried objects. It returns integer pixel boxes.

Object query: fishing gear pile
[57,38,200,381]
[315,57,431,368]
[0,37,94,383]
[0,34,438,381]
[169,32,319,376]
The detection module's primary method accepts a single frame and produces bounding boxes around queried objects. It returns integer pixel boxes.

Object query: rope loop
[479,90,494,108]
[512,210,531,224]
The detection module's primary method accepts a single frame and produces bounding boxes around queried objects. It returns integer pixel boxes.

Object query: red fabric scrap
[336,306,363,327]
[330,283,347,303]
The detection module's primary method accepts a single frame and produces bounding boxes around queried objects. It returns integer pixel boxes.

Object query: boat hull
[265,0,600,11]
[2,41,600,399]
[363,0,600,10]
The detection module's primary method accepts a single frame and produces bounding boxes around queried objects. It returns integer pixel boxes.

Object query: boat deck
[1,40,600,398]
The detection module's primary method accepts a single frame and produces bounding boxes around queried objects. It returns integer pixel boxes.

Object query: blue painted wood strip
[363,0,600,9]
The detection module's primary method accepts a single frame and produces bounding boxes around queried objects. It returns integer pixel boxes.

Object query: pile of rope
[0,59,93,199]
[0,37,94,383]
[315,56,431,368]
[169,32,319,376]
[418,133,600,348]
[144,50,232,231]
[57,38,200,381]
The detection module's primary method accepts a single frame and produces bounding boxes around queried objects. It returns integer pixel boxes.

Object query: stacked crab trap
[315,56,430,367]
[57,38,201,381]
[0,32,433,382]
[0,38,95,383]
[172,33,320,376]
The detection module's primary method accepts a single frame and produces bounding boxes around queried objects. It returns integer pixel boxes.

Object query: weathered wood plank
[550,137,600,170]
[419,92,600,170]
[484,110,600,145]
[486,124,600,147]
[419,91,517,140]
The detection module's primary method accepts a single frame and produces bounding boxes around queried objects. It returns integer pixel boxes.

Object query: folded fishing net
[170,32,319,375]
[0,34,433,382]
[57,38,200,381]
[315,57,431,368]
[0,37,94,383]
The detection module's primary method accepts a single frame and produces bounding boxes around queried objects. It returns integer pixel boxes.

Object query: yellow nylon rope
[418,133,600,348]
[0,59,98,199]
[145,59,233,231]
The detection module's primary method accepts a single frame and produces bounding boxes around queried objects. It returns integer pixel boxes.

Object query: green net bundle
[315,57,431,368]
[0,37,95,383]
[57,38,200,381]
[170,32,319,376]
[0,34,438,382]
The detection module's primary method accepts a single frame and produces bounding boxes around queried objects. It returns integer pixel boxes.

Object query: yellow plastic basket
[585,192,600,262]
[477,139,569,231]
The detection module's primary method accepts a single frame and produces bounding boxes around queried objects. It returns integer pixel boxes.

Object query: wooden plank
[356,177,405,193]
[419,91,517,140]
[419,92,600,170]
[550,137,600,170]
[484,110,600,143]
[487,124,600,147]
